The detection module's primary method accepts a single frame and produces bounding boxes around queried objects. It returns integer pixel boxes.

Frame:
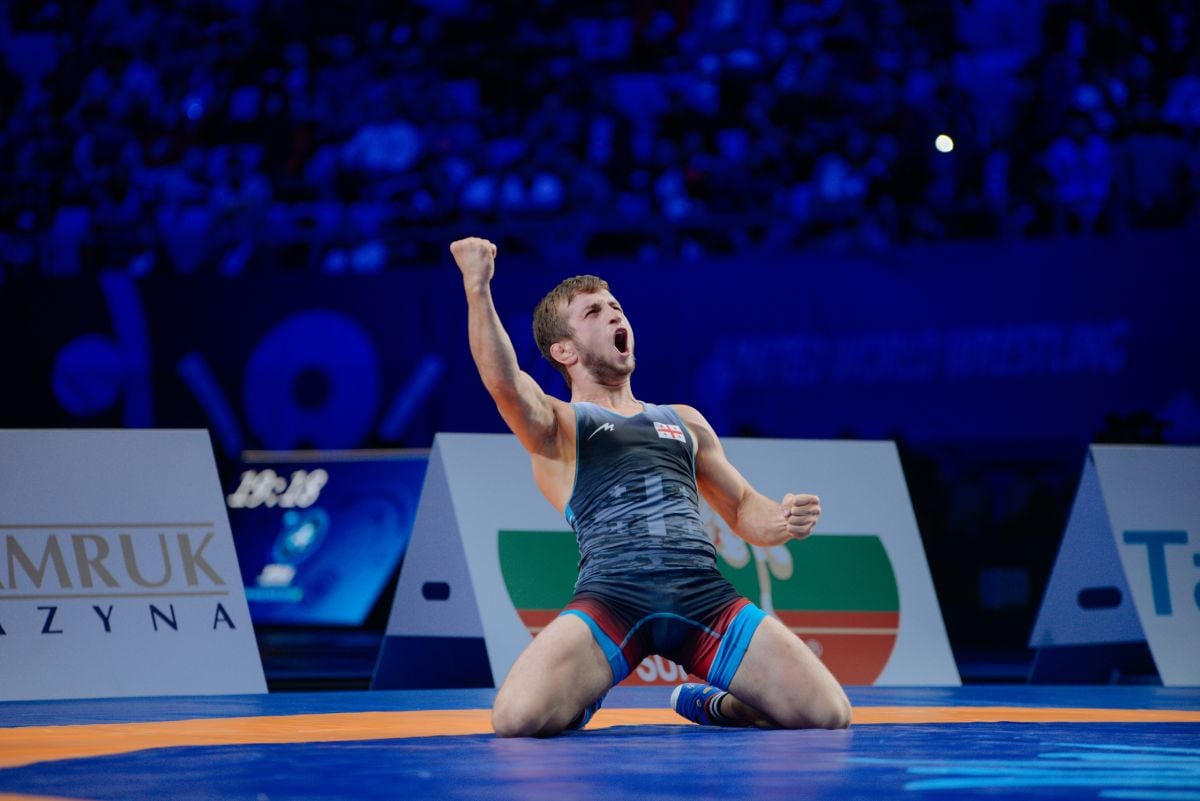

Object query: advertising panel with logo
[0,429,267,700]
[1031,445,1200,685]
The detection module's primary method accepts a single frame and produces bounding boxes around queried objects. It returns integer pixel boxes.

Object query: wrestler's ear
[550,340,575,367]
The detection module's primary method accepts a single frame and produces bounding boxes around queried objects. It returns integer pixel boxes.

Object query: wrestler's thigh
[726,615,851,729]
[494,613,612,722]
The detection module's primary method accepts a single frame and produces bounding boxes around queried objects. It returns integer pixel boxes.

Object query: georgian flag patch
[655,422,685,442]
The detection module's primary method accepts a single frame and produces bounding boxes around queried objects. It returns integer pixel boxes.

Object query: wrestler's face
[564,290,635,381]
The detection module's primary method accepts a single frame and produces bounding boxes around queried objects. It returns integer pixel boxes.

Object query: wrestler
[450,236,851,737]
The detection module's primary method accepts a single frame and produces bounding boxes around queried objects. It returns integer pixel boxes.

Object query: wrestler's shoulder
[667,403,708,424]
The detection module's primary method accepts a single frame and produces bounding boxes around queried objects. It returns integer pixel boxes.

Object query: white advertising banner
[1031,445,1200,686]
[0,429,267,700]
[376,433,959,688]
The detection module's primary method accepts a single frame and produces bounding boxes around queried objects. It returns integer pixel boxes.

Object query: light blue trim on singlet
[706,603,767,690]
[561,609,631,684]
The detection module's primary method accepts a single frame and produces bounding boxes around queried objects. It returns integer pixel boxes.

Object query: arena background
[2,0,1198,685]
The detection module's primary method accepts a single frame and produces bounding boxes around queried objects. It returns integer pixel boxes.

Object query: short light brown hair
[532,275,610,382]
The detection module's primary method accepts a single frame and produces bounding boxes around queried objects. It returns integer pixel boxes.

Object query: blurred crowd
[1,0,1198,276]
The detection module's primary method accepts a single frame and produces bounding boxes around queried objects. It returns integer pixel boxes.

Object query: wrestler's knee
[491,695,544,738]
[775,685,852,730]
[816,687,853,729]
[491,690,566,738]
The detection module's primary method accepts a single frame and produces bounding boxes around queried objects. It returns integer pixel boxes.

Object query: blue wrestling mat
[1,686,1198,801]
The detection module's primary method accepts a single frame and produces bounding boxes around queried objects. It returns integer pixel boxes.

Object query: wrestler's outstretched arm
[674,404,820,547]
[450,237,562,455]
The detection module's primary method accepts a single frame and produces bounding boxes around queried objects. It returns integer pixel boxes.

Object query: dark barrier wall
[4,228,1197,459]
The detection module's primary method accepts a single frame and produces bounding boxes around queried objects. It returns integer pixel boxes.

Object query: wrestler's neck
[569,374,642,415]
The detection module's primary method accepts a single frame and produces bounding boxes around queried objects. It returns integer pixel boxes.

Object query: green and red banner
[499,530,899,685]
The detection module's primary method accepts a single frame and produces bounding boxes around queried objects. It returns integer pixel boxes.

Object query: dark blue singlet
[561,402,766,688]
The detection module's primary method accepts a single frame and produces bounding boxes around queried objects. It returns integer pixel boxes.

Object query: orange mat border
[2,706,1199,770]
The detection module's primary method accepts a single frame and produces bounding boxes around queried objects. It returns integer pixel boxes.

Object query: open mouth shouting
[614,327,630,355]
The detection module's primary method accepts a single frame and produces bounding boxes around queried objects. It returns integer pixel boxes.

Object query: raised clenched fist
[782,492,820,540]
[449,237,497,287]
